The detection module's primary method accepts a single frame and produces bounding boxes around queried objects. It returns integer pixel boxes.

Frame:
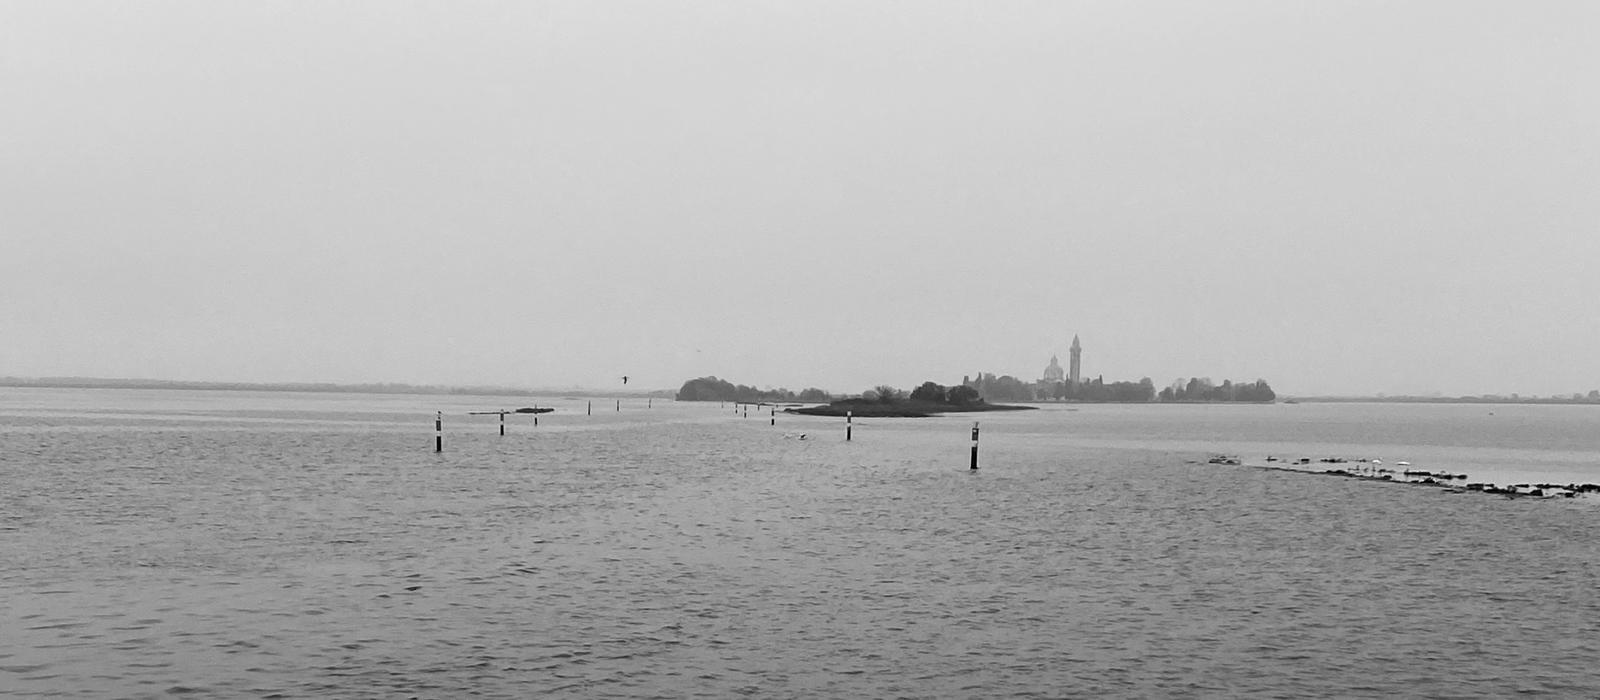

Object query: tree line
[962,372,1274,403]
[964,373,1159,402]
[675,376,830,403]
[1157,377,1276,402]
[905,381,982,405]
[677,373,1276,405]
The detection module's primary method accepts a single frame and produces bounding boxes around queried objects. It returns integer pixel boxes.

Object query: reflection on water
[3,389,1600,698]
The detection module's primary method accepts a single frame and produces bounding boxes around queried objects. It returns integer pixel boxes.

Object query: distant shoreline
[1284,396,1600,406]
[8,377,1593,407]
[1019,400,1274,406]
[790,399,1035,418]
[0,376,672,398]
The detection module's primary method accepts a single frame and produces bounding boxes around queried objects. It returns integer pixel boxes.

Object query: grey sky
[3,1,1595,396]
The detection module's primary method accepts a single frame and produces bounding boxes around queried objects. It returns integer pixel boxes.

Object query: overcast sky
[3,1,1595,396]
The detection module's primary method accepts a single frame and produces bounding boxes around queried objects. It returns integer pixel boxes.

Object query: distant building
[1041,355,1064,383]
[1069,334,1082,387]
[1036,336,1083,400]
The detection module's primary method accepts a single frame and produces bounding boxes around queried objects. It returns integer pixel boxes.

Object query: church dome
[1042,355,1065,382]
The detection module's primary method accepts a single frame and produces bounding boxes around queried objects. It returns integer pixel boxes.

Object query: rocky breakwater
[1200,455,1600,500]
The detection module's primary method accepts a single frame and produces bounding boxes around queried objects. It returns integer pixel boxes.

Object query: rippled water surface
[4,389,1600,698]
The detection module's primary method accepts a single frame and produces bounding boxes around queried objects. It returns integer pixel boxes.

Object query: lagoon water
[4,388,1600,698]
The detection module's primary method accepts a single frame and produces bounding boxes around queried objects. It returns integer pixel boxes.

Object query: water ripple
[4,400,1600,697]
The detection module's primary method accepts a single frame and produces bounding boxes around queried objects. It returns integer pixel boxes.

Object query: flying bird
[621,376,629,385]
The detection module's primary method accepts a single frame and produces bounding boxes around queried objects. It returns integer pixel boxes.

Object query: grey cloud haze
[3,1,1596,396]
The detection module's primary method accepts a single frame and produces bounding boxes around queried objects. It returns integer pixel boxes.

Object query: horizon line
[0,375,673,397]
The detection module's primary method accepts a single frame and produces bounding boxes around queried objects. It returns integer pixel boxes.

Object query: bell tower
[1069,334,1082,387]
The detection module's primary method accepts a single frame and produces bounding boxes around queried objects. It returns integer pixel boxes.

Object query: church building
[1042,335,1083,387]
[1036,335,1084,400]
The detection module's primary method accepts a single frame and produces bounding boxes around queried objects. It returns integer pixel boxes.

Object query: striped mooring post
[499,411,505,436]
[770,405,775,426]
[846,410,852,441]
[970,421,980,470]
[435,411,443,453]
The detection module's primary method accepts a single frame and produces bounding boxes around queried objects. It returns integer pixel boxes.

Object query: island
[789,382,1035,418]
